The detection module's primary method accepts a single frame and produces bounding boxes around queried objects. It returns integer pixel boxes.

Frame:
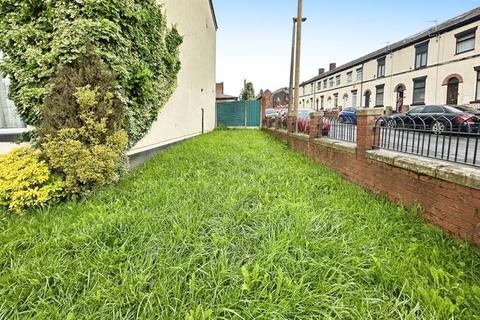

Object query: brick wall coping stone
[366,150,480,190]
[357,108,385,116]
[289,132,310,141]
[313,138,357,154]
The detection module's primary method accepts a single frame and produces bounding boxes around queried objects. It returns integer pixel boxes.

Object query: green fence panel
[246,101,261,127]
[216,101,244,127]
[216,100,260,128]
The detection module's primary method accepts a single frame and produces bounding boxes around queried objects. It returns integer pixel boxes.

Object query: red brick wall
[266,128,480,247]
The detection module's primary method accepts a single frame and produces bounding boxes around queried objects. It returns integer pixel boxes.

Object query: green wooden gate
[216,100,261,128]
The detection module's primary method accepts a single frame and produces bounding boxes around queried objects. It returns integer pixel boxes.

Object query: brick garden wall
[266,111,480,247]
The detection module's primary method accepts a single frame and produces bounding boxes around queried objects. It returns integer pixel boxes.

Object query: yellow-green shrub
[0,148,64,213]
[42,85,128,196]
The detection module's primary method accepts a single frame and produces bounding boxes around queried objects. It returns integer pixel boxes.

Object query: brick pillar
[275,115,282,130]
[356,108,384,157]
[266,117,272,128]
[287,114,297,133]
[309,112,324,140]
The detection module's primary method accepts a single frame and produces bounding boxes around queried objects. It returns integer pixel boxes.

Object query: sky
[213,0,480,97]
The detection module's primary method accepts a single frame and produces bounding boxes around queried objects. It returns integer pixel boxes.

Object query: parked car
[383,105,479,134]
[454,105,480,116]
[339,107,357,124]
[297,109,331,135]
[265,108,277,118]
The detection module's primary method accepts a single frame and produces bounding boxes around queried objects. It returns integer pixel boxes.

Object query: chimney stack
[216,82,224,95]
[329,63,337,71]
[318,68,325,75]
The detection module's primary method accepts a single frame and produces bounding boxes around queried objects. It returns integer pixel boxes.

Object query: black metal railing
[322,116,357,143]
[281,116,288,130]
[374,115,480,167]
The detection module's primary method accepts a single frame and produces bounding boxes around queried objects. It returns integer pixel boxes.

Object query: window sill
[455,48,475,55]
[374,105,384,108]
[414,65,427,70]
[0,128,29,143]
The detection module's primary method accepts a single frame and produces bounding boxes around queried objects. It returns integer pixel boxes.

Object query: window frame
[335,75,341,86]
[412,76,427,106]
[356,68,363,82]
[347,71,353,83]
[455,27,477,55]
[351,90,358,108]
[377,57,386,78]
[375,84,385,107]
[414,41,429,70]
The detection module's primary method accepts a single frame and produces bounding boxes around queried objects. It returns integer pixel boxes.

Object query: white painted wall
[128,0,217,155]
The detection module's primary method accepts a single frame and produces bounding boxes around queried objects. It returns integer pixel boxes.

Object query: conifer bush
[41,52,128,196]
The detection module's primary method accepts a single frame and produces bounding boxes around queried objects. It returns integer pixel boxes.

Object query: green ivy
[0,0,182,145]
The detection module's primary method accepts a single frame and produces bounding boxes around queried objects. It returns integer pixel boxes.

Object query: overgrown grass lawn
[1,130,479,319]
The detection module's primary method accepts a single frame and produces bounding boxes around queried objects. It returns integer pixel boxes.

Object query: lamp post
[288,17,306,114]
[292,0,303,115]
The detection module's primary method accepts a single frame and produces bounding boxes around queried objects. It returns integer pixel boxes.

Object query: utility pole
[288,17,306,114]
[293,0,303,115]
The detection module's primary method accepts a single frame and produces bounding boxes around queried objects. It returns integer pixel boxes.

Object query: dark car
[383,105,479,134]
[339,107,357,124]
[454,105,480,116]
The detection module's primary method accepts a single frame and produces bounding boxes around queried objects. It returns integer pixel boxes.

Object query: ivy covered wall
[0,0,182,144]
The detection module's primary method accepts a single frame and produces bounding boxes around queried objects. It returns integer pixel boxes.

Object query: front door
[446,78,459,105]
[396,89,404,112]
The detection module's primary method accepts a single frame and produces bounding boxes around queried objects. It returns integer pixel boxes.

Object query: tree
[239,81,256,101]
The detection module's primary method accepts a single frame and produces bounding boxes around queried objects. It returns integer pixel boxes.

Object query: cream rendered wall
[128,0,216,156]
[299,18,480,111]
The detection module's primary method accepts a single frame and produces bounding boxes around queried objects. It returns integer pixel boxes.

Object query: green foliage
[0,130,479,318]
[42,85,128,196]
[239,81,256,101]
[0,147,64,213]
[0,0,182,144]
[39,48,123,140]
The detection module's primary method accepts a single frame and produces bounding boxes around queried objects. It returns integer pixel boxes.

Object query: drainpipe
[359,63,364,108]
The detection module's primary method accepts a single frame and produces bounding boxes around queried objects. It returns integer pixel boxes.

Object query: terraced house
[0,0,217,162]
[299,8,480,112]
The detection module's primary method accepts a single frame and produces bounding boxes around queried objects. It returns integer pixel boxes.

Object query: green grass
[0,130,479,319]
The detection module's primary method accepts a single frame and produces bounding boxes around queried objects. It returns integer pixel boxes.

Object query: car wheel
[431,121,446,135]
[387,119,397,128]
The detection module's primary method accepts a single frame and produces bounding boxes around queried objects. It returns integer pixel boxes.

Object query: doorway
[364,91,371,108]
[446,78,459,105]
[396,85,405,112]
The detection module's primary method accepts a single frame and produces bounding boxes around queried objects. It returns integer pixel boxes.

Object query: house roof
[216,94,237,100]
[301,7,480,86]
[272,87,289,95]
[209,0,218,30]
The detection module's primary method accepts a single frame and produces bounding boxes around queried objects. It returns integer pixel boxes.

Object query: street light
[292,0,304,115]
[288,17,306,114]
